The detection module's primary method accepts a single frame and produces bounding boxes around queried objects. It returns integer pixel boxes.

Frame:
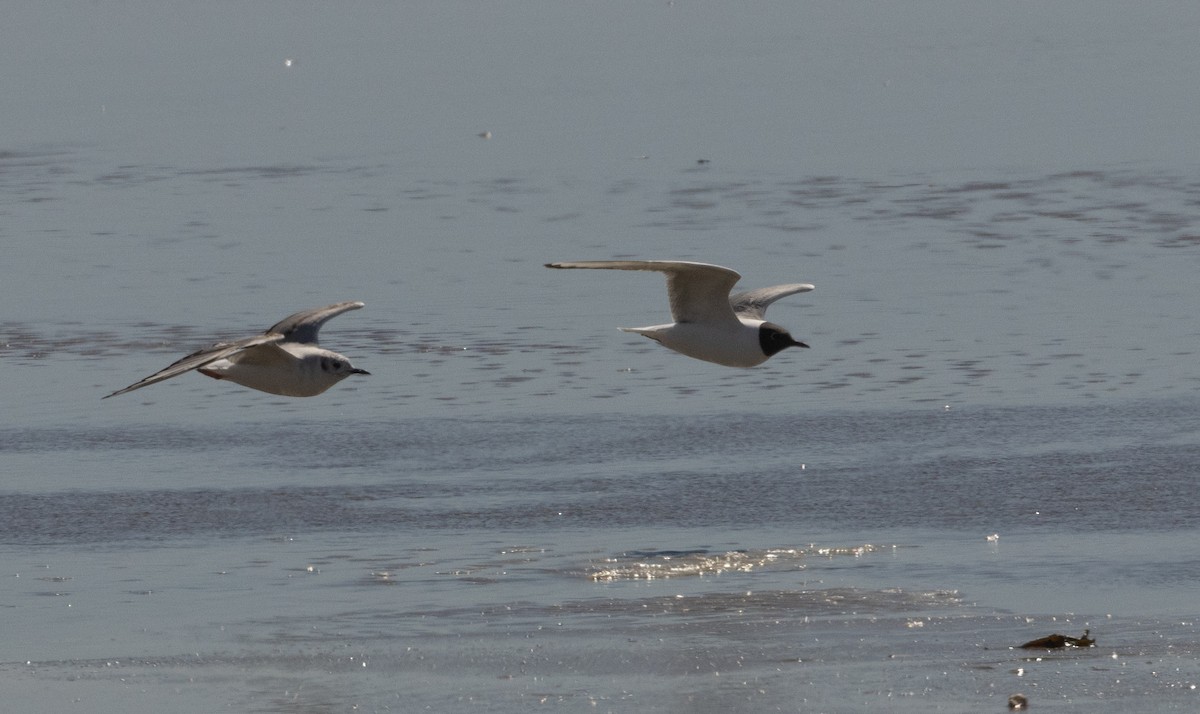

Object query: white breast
[202,345,342,397]
[623,319,767,368]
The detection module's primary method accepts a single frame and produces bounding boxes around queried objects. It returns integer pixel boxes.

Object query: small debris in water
[1019,629,1095,649]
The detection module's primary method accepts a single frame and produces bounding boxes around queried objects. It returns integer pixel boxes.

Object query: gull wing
[227,341,295,368]
[546,260,742,324]
[730,284,815,320]
[265,301,365,345]
[102,334,284,399]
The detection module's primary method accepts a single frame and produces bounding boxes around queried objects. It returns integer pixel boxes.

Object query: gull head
[758,323,809,357]
[320,355,371,380]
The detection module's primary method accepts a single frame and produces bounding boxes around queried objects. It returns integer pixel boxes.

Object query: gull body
[545,260,813,368]
[104,301,369,399]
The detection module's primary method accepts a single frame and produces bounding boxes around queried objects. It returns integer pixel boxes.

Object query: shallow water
[3,404,1198,712]
[3,2,1200,712]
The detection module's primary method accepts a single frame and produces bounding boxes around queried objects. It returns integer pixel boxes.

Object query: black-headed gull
[545,260,813,367]
[104,301,369,398]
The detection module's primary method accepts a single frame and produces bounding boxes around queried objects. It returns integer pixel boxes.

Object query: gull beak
[794,339,810,349]
[351,368,371,376]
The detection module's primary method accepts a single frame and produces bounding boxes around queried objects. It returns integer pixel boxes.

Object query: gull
[104,301,369,398]
[545,260,813,367]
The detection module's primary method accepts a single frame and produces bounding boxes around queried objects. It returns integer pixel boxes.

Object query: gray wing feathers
[730,284,815,320]
[663,267,740,324]
[545,260,742,324]
[229,342,295,368]
[266,301,365,344]
[102,334,284,399]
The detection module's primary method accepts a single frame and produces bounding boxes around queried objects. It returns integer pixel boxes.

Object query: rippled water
[3,402,1199,712]
[4,3,1200,713]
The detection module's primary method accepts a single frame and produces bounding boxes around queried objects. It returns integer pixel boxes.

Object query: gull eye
[331,360,343,370]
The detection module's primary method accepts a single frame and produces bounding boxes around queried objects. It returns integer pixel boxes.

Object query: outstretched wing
[102,334,284,399]
[730,284,815,320]
[546,260,742,325]
[265,301,365,344]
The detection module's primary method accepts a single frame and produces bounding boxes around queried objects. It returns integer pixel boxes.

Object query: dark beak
[794,340,810,349]
[351,368,371,376]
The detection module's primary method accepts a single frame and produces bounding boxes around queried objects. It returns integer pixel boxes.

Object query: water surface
[2,2,1199,712]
